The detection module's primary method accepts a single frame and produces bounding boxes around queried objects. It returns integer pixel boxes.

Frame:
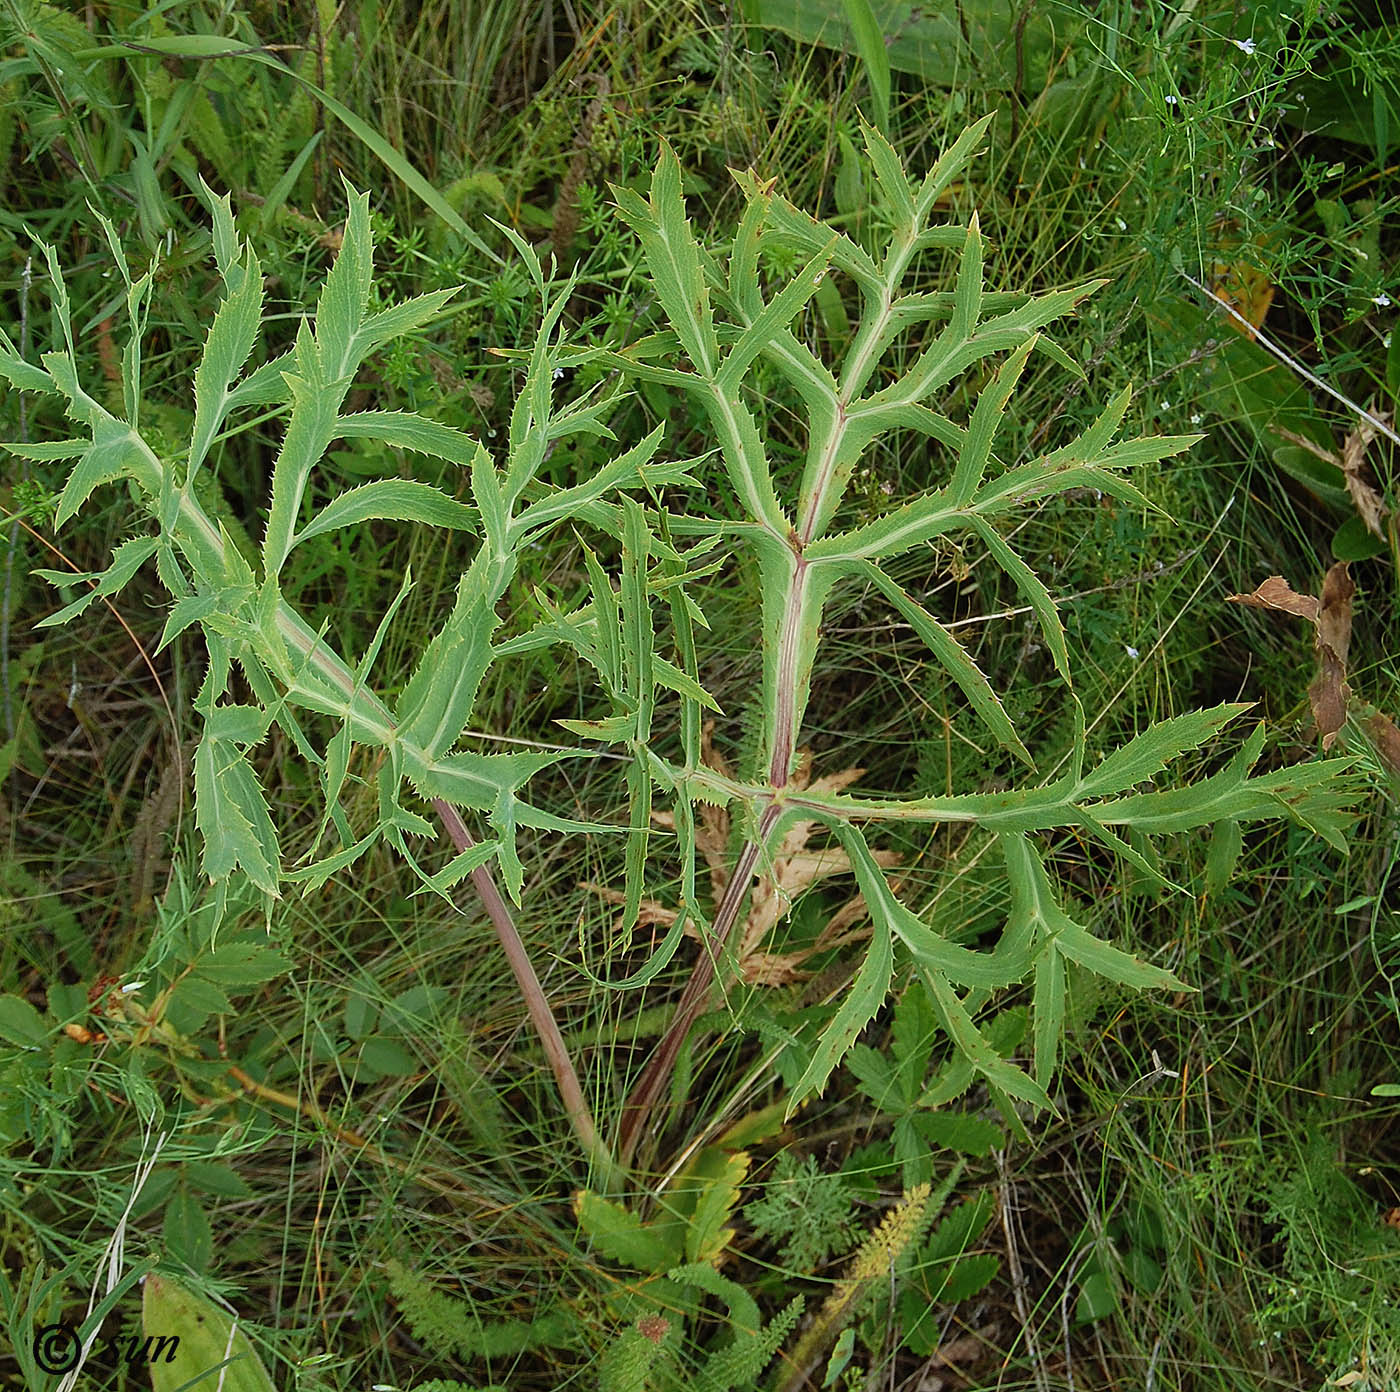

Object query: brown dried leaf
[1317,561,1354,670]
[1308,645,1350,751]
[1272,425,1341,469]
[1341,413,1391,539]
[1308,562,1354,750]
[1229,564,1359,748]
[1227,575,1319,622]
[1363,710,1400,778]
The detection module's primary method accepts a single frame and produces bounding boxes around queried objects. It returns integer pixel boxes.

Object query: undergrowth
[0,3,1396,1391]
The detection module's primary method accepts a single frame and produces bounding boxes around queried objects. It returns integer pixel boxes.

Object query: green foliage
[898,1191,1000,1356]
[385,1260,577,1360]
[745,1152,856,1273]
[845,985,1003,1186]
[2,12,1392,1391]
[1,114,1367,1171]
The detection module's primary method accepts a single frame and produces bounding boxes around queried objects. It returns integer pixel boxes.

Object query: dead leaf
[1308,645,1350,750]
[1271,415,1392,541]
[1317,561,1354,670]
[1229,563,1356,748]
[585,723,894,986]
[1362,711,1400,778]
[1209,258,1275,340]
[1273,425,1343,470]
[1226,575,1319,622]
[1341,412,1391,539]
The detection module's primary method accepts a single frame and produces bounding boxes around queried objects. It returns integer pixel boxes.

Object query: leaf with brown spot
[1227,575,1319,621]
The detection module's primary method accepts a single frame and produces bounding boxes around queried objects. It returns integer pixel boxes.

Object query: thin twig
[1178,270,1400,446]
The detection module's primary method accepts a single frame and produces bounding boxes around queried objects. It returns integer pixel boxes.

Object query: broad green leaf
[574,1190,681,1273]
[1203,818,1243,898]
[913,1110,1004,1155]
[143,1273,276,1392]
[844,5,891,133]
[0,994,46,1047]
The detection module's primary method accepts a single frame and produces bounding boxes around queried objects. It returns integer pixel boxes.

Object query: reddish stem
[432,798,616,1183]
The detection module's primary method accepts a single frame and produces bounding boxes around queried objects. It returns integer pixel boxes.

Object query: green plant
[744,1151,856,1273]
[0,119,1364,1198]
[843,980,1004,1186]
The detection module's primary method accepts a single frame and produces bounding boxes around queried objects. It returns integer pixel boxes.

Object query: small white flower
[1190,413,1203,425]
[1233,37,1257,55]
[1373,292,1392,307]
[1159,400,1171,411]
[120,981,146,994]
[1125,645,1140,660]
[1115,216,1128,231]
[552,366,565,380]
[1164,93,1179,106]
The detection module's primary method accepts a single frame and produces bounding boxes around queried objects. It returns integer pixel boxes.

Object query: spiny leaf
[829,819,1024,989]
[189,244,264,478]
[612,142,718,378]
[34,535,157,629]
[193,731,281,897]
[787,882,893,1113]
[1075,704,1251,800]
[862,561,1032,766]
[293,480,477,548]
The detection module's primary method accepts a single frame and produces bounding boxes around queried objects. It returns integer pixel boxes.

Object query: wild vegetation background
[0,1,1397,1389]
